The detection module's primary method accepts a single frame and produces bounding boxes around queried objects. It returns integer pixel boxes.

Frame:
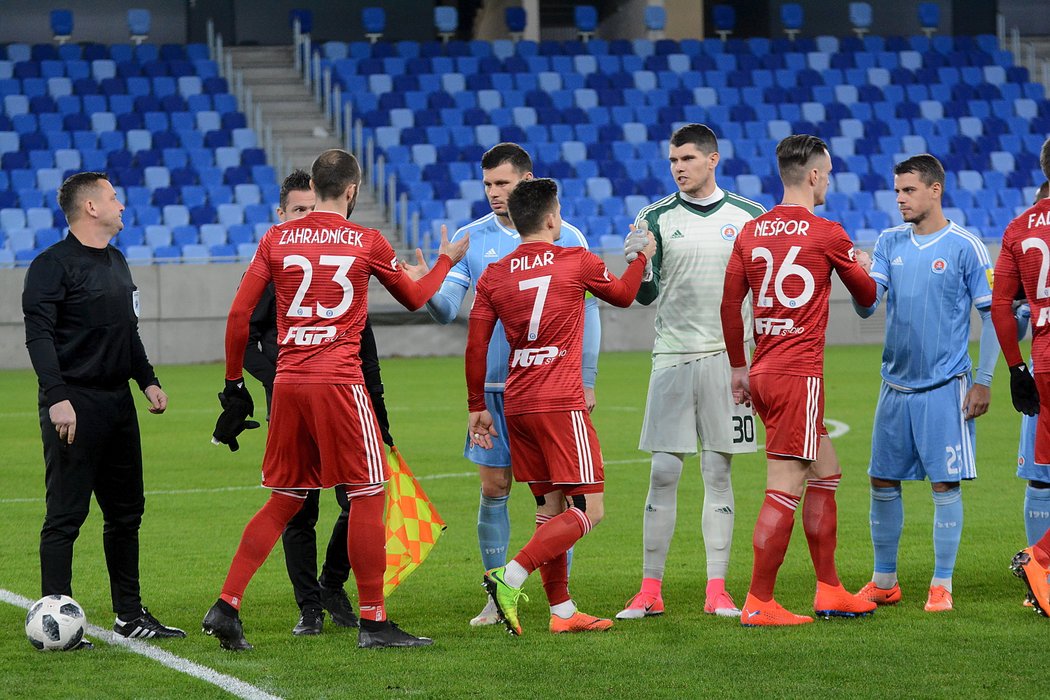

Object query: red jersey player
[204,149,469,650]
[992,137,1050,615]
[466,178,655,635]
[720,135,878,626]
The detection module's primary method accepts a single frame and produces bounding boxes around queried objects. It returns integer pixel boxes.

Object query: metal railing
[1001,14,1050,96]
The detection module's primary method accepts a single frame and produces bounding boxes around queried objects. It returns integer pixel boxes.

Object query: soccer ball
[25,595,86,651]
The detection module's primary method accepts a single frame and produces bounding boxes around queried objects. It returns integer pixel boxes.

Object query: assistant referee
[22,172,185,645]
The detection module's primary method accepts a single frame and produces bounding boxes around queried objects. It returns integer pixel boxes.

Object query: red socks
[346,491,387,622]
[516,507,590,576]
[535,513,570,607]
[221,491,304,609]
[802,474,842,586]
[748,490,800,602]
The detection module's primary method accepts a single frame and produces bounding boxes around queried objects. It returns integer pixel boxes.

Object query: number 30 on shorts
[732,415,755,444]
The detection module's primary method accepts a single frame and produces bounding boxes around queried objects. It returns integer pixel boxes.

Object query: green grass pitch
[0,344,1038,698]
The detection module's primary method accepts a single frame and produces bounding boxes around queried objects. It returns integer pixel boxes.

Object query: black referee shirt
[22,232,159,407]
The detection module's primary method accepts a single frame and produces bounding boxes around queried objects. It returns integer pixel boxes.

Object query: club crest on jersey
[931,258,948,274]
[720,224,739,241]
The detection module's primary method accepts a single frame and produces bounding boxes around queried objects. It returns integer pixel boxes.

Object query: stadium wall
[0,245,1000,370]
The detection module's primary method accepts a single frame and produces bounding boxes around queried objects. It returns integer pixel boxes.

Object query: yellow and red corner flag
[383,446,447,596]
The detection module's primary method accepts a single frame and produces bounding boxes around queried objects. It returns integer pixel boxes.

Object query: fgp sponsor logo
[754,317,804,335]
[282,326,337,346]
[511,346,561,368]
[931,257,948,274]
[720,224,739,241]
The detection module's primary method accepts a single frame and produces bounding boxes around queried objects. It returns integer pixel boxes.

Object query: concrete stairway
[227,46,392,237]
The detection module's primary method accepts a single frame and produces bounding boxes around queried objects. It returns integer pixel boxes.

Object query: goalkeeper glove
[213,379,259,452]
[1009,363,1040,416]
[623,230,648,262]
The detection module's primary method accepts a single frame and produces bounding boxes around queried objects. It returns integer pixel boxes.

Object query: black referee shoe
[358,619,433,649]
[320,586,359,628]
[202,602,252,651]
[114,607,187,639]
[292,607,324,636]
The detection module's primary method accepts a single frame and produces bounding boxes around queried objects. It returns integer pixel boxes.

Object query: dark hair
[58,171,109,221]
[507,178,558,236]
[310,149,361,201]
[893,153,945,187]
[670,123,718,154]
[776,134,830,186]
[1037,181,1049,204]
[279,169,311,210]
[481,142,532,174]
[1041,136,1050,183]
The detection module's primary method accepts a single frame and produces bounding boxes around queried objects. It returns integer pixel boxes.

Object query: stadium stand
[3,22,1048,265]
[314,31,1047,250]
[0,40,269,264]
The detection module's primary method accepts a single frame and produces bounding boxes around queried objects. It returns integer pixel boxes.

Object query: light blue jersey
[868,221,994,391]
[427,211,600,391]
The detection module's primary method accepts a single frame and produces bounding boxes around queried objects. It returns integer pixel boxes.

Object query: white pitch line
[0,589,283,700]
[0,472,478,505]
[1,419,853,505]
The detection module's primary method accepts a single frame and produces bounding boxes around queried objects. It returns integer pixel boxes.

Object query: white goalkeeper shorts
[638,352,758,455]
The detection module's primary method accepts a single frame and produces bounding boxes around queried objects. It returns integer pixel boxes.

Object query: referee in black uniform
[22,172,185,645]
[241,169,395,635]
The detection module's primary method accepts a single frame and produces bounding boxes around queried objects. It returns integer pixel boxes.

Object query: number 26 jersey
[725,204,872,378]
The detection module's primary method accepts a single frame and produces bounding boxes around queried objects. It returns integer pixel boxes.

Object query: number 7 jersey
[724,204,874,377]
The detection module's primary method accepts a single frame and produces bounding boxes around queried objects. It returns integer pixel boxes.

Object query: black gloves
[213,379,259,452]
[1009,363,1040,416]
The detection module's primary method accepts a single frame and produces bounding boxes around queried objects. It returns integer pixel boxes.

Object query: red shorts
[751,373,827,462]
[507,410,604,497]
[262,383,388,489]
[1037,374,1050,464]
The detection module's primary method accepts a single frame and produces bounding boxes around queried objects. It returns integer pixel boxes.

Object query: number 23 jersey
[725,204,866,377]
[247,210,405,384]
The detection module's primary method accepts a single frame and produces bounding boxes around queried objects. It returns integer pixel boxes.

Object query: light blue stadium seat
[47,76,73,98]
[6,227,34,251]
[474,125,499,148]
[446,199,472,223]
[215,147,240,170]
[54,149,81,170]
[232,128,256,150]
[90,112,116,133]
[26,207,53,230]
[145,225,172,248]
[0,248,14,267]
[217,203,243,226]
[460,180,484,201]
[873,190,898,214]
[142,166,169,190]
[36,169,64,192]
[957,171,983,193]
[586,177,613,200]
[990,151,1015,173]
[199,224,226,247]
[958,117,982,138]
[162,205,189,227]
[561,141,587,164]
[125,245,153,265]
[835,172,861,195]
[235,184,261,205]
[182,244,210,261]
[412,144,437,167]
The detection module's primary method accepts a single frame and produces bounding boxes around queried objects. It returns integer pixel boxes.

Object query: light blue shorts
[1016,412,1050,481]
[869,375,977,483]
[464,391,511,468]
